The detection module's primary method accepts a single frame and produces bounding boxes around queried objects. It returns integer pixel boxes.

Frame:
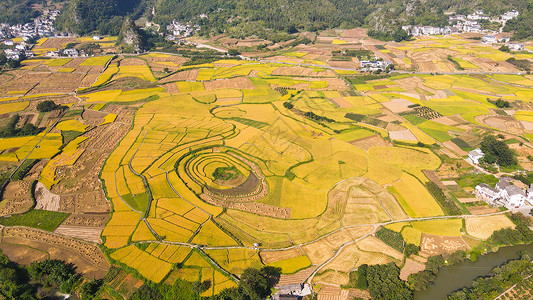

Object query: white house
[507,43,524,51]
[501,185,526,208]
[475,183,500,204]
[482,35,497,44]
[468,148,484,164]
[92,35,101,40]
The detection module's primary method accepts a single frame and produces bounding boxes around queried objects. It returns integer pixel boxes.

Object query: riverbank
[415,244,533,299]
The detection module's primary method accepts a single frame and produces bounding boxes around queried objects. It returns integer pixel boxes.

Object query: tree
[480,135,516,167]
[80,279,103,300]
[404,243,420,256]
[228,49,241,56]
[36,100,59,112]
[499,45,510,52]
[283,102,293,109]
[7,60,20,69]
[495,99,510,108]
[239,268,270,299]
[366,263,412,300]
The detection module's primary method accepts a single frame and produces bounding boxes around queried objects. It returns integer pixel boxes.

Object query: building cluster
[3,40,34,60]
[0,9,59,41]
[403,10,520,36]
[475,177,531,209]
[1,9,63,61]
[482,35,524,50]
[45,48,83,58]
[165,20,200,41]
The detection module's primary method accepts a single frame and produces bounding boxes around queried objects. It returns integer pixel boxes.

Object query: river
[415,244,533,300]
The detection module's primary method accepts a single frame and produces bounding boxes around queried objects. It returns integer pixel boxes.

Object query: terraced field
[1,32,531,299]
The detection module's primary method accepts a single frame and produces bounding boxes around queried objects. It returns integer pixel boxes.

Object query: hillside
[8,0,526,39]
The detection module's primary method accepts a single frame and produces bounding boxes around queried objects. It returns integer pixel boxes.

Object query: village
[469,148,533,211]
[402,10,520,37]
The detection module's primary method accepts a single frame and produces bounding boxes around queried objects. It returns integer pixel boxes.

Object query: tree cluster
[424,181,461,215]
[36,100,63,113]
[490,213,533,246]
[365,263,413,300]
[0,115,41,138]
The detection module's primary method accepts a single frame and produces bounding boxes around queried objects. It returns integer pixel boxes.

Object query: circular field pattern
[177,147,269,203]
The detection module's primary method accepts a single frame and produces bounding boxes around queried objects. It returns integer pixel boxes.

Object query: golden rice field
[0,43,516,292]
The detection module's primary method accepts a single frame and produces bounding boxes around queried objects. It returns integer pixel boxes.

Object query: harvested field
[382,98,413,113]
[468,206,499,215]
[400,258,426,281]
[329,97,353,108]
[1,227,109,278]
[54,225,103,243]
[260,248,305,264]
[419,234,469,256]
[159,69,200,83]
[277,266,317,285]
[465,215,515,239]
[302,230,356,265]
[350,135,391,151]
[204,77,254,90]
[34,182,61,211]
[389,129,417,141]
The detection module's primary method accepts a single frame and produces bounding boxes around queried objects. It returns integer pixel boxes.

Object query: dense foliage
[0,115,41,138]
[0,250,97,300]
[375,227,405,252]
[447,253,533,299]
[425,181,462,215]
[50,0,533,39]
[55,0,143,35]
[490,213,533,246]
[0,0,40,25]
[0,250,36,299]
[503,1,533,39]
[480,135,517,167]
[366,263,413,300]
[36,100,62,112]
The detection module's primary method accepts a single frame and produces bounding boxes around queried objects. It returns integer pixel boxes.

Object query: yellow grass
[56,120,87,132]
[267,255,312,274]
[58,68,75,72]
[401,226,422,246]
[82,89,121,102]
[101,113,117,125]
[411,219,463,236]
[0,101,29,114]
[192,221,238,246]
[45,58,72,66]
[116,65,156,82]
[332,39,347,45]
[131,221,157,241]
[390,172,444,217]
[0,136,34,151]
[80,56,112,66]
[92,65,119,86]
